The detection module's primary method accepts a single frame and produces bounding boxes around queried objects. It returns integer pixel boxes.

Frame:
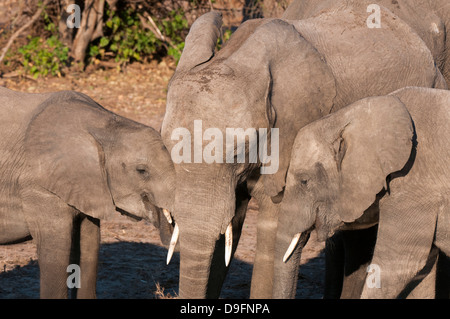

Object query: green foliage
[17,12,69,78]
[89,6,189,65]
[161,9,189,62]
[4,1,209,77]
[217,29,233,50]
[10,9,69,78]
[18,35,69,78]
[99,8,157,63]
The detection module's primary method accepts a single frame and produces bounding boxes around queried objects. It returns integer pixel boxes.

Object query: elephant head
[161,12,336,298]
[273,95,414,298]
[24,91,175,234]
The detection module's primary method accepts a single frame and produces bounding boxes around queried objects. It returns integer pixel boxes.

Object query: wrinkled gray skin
[0,87,175,299]
[161,5,445,298]
[277,87,450,298]
[283,0,450,87]
[278,0,450,299]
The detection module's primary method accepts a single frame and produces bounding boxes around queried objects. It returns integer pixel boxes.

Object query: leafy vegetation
[1,0,246,78]
[18,35,69,78]
[15,13,69,78]
[88,6,189,66]
[89,7,159,65]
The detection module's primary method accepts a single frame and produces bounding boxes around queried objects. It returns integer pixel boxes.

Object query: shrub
[17,19,69,78]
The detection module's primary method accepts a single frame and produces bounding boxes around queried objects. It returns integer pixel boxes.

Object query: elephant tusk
[283,233,301,263]
[162,208,173,224]
[225,222,233,267]
[166,223,179,265]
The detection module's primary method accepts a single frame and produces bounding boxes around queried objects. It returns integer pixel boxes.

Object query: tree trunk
[71,0,105,63]
[58,0,76,47]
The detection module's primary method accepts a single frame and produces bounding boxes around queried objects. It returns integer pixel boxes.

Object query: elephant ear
[331,96,414,223]
[25,93,116,220]
[176,11,223,74]
[224,19,336,198]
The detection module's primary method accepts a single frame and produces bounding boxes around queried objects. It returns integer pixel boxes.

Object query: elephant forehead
[166,92,259,131]
[292,132,323,164]
[169,79,252,107]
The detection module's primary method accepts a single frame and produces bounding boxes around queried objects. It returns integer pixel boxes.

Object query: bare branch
[138,13,181,54]
[0,0,50,64]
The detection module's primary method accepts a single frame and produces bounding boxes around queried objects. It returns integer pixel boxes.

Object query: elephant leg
[250,194,279,298]
[324,232,345,299]
[76,216,100,299]
[25,190,77,299]
[405,247,439,299]
[340,226,377,299]
[436,251,450,299]
[361,196,438,299]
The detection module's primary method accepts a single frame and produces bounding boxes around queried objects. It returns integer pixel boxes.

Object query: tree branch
[0,0,50,64]
[138,13,181,53]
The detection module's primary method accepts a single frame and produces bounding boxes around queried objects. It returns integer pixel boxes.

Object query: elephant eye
[136,164,150,178]
[296,173,311,191]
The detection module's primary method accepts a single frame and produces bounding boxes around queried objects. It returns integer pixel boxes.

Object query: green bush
[161,9,189,62]
[18,34,69,78]
[3,1,212,77]
[14,12,69,78]
[89,7,189,65]
[92,8,158,64]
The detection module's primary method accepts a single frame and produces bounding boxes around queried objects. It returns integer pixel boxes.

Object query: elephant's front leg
[340,226,378,299]
[25,190,77,299]
[76,216,100,299]
[250,194,279,298]
[361,196,439,299]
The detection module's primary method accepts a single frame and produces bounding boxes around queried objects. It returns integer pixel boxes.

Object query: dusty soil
[0,61,325,299]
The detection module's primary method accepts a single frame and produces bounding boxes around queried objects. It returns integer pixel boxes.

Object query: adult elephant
[0,88,175,298]
[277,87,450,298]
[279,0,450,299]
[283,0,450,87]
[161,5,446,298]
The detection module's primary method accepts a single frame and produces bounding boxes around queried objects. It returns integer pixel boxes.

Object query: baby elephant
[0,87,175,298]
[278,87,450,298]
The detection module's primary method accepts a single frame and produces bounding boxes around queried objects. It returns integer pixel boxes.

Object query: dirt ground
[0,61,325,299]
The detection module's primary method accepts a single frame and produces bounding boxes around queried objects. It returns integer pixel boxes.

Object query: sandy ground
[0,62,325,299]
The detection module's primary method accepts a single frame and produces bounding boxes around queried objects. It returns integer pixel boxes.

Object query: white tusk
[283,233,301,263]
[225,222,233,267]
[162,208,173,224]
[166,223,179,265]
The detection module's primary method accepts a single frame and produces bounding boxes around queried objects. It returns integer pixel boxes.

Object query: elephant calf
[277,87,450,298]
[0,87,175,298]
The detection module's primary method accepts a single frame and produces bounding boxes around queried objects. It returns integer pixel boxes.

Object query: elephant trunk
[174,166,236,299]
[178,227,219,298]
[272,191,311,298]
[272,228,310,298]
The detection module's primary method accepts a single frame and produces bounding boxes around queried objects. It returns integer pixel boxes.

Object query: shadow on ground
[0,241,324,299]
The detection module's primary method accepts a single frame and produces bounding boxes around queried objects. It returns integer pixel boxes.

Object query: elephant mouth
[115,206,143,221]
[313,202,345,241]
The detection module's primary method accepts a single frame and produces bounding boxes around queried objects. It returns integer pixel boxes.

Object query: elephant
[280,0,450,299]
[0,87,175,298]
[276,87,450,298]
[160,6,446,298]
[283,0,450,87]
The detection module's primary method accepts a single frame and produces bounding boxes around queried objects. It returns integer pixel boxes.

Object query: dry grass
[154,282,178,299]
